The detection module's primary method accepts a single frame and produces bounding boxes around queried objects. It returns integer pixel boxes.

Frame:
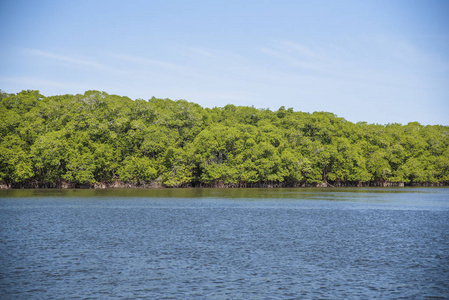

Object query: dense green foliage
[1,90,448,187]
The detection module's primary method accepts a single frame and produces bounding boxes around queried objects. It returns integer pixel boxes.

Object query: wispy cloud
[259,47,329,71]
[21,48,113,72]
[108,53,183,70]
[0,75,74,88]
[182,46,218,58]
[179,45,245,62]
[258,37,437,91]
[277,40,331,62]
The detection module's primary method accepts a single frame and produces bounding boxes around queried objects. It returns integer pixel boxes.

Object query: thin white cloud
[259,47,328,71]
[21,48,112,72]
[182,46,217,58]
[1,76,74,88]
[108,53,183,70]
[277,40,330,62]
[179,45,245,62]
[259,37,438,91]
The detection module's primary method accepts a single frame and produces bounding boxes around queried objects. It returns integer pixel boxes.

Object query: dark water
[1,188,448,299]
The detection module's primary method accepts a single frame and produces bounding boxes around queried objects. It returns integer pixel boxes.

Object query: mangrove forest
[1,89,448,188]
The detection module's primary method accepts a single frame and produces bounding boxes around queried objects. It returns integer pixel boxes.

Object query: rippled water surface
[1,188,448,299]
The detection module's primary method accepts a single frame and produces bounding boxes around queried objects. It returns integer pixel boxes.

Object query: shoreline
[1,180,447,189]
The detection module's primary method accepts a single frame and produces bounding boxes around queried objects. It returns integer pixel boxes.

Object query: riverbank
[1,180,447,189]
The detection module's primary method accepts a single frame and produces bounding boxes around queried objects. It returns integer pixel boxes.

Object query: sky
[1,0,448,125]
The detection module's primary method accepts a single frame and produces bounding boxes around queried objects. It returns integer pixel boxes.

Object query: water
[1,188,448,299]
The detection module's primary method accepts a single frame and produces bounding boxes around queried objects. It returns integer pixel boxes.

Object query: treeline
[1,90,448,188]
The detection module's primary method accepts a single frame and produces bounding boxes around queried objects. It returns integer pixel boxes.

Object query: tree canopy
[1,90,448,188]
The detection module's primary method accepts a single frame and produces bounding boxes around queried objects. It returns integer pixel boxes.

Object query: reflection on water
[0,186,448,198]
[0,188,448,298]
[1,187,449,210]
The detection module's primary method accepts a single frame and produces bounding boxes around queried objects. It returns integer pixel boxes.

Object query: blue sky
[1,0,448,125]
